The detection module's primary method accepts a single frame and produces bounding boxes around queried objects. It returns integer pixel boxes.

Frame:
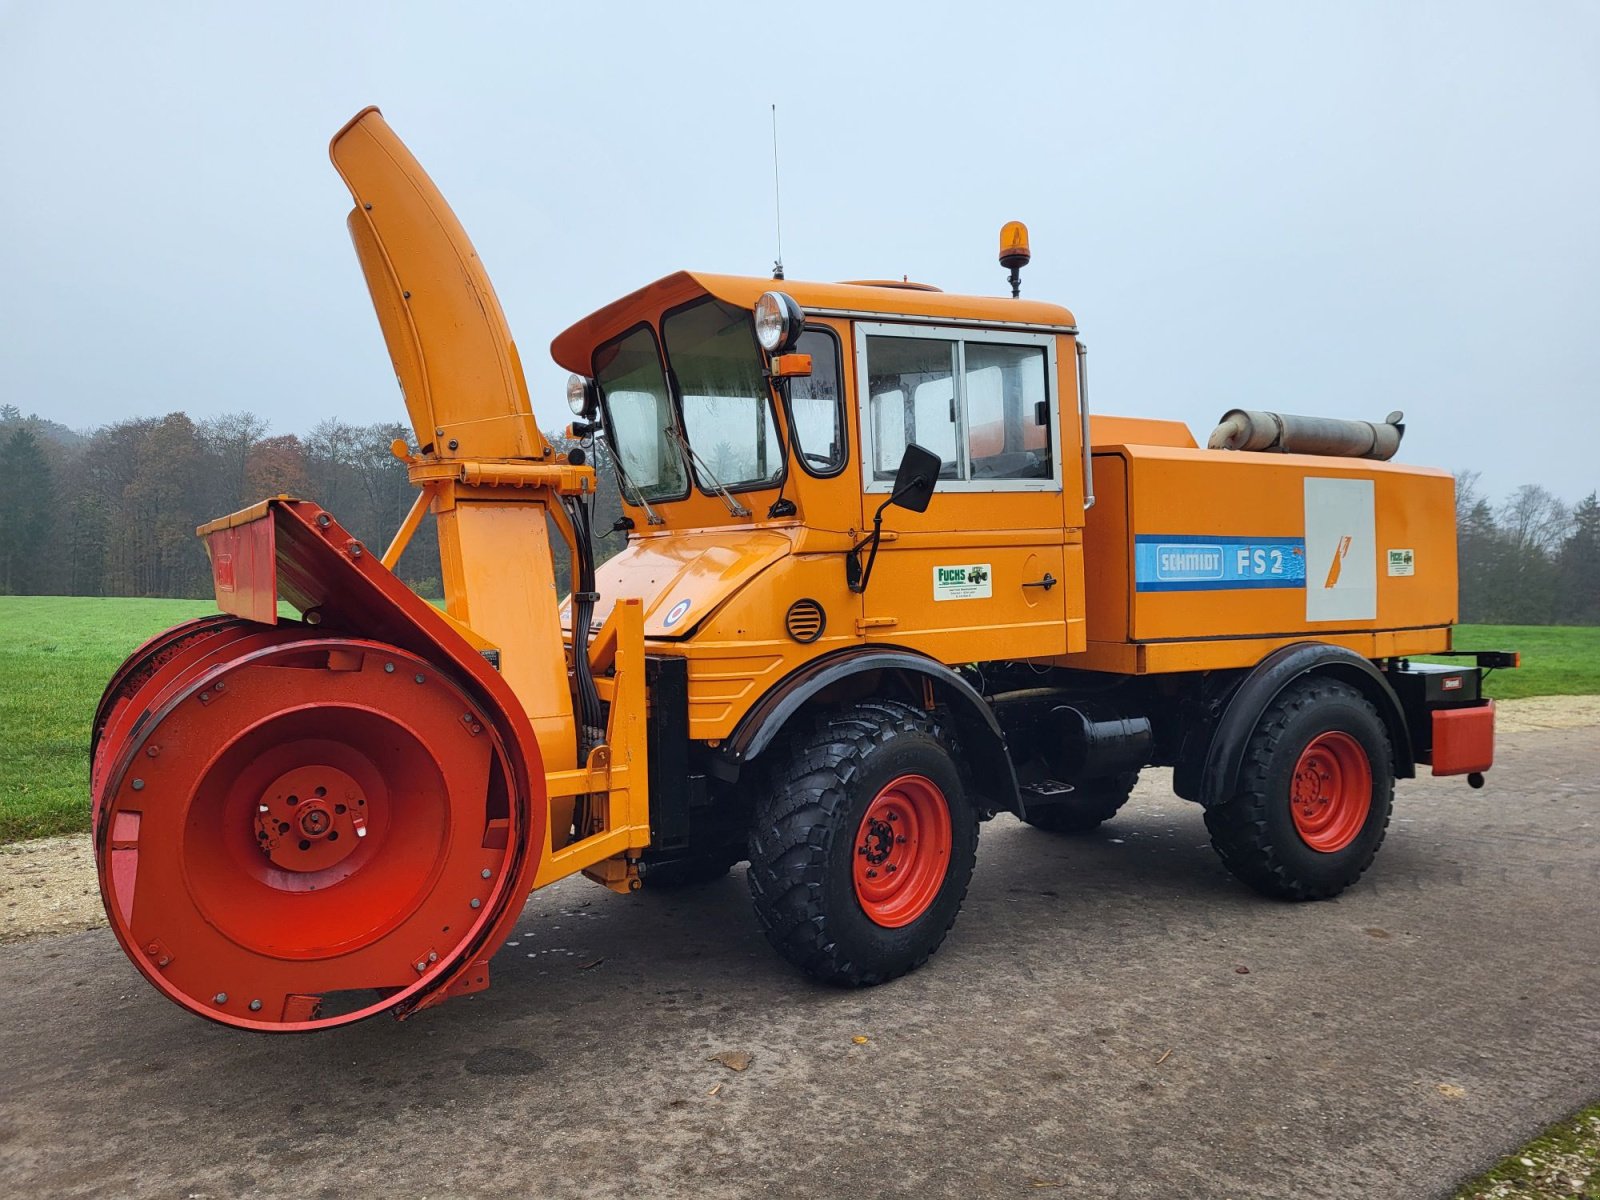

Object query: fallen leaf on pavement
[1234,965,1251,975]
[852,1036,869,1045]
[579,958,604,970]
[711,1051,752,1071]
[707,1083,722,1097]
[1437,1083,1466,1099]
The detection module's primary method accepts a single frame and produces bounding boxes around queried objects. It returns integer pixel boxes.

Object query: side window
[860,326,1057,489]
[964,342,1050,480]
[789,329,846,475]
[864,335,959,481]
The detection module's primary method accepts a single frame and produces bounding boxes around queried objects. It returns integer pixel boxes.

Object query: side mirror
[889,443,940,514]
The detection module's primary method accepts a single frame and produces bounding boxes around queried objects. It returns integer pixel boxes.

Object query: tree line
[0,405,619,601]
[1455,472,1598,625]
[0,404,1593,624]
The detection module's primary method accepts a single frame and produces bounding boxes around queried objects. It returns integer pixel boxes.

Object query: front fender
[710,647,1020,815]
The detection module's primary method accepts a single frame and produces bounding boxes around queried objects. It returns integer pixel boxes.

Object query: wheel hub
[254,765,367,873]
[860,816,895,866]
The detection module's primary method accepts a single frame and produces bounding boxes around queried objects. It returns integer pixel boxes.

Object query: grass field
[1,597,220,841]
[1427,624,1600,700]
[1,597,1597,843]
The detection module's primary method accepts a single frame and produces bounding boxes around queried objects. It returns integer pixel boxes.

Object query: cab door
[852,321,1083,662]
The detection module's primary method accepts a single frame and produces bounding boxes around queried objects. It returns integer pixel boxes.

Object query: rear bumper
[1431,700,1494,776]
[1388,657,1512,778]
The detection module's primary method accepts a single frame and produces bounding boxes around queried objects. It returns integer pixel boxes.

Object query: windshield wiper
[600,439,665,525]
[665,427,751,518]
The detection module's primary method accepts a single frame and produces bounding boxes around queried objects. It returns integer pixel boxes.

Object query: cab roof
[549,271,1079,375]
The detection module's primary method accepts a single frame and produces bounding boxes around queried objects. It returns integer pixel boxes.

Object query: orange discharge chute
[90,500,545,1031]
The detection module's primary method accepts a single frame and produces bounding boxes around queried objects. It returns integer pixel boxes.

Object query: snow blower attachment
[89,109,648,1031]
[91,501,548,1030]
[93,107,1508,1032]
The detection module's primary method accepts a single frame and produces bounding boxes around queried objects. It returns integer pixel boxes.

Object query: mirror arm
[766,373,797,519]
[845,477,923,595]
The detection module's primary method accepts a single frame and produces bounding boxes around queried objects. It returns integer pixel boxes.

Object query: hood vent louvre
[785,599,826,644]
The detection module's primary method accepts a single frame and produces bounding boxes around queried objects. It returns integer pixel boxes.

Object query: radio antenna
[770,104,785,280]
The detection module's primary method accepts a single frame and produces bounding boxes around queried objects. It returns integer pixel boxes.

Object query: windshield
[593,324,689,503]
[662,298,782,492]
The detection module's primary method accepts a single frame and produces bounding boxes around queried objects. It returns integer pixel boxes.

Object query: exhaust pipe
[1208,409,1405,461]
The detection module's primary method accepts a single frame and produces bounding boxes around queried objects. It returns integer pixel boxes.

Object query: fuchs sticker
[662,598,692,628]
[933,564,992,601]
[1387,549,1416,577]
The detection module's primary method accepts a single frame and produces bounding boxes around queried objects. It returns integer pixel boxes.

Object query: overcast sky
[1,1,1595,501]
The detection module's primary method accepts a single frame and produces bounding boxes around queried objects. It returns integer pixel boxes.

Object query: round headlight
[567,374,592,416]
[754,290,804,354]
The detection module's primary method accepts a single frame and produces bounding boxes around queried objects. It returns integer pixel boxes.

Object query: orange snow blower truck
[90,108,1511,1031]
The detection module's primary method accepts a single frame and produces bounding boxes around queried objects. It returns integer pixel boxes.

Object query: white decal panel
[1303,478,1376,622]
[1387,549,1415,577]
[933,563,993,601]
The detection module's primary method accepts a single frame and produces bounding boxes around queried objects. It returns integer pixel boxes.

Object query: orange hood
[564,529,796,639]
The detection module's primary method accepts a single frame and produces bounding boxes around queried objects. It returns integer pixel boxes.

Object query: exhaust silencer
[1046,705,1154,780]
[1208,409,1405,461]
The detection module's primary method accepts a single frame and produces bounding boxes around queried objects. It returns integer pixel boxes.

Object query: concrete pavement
[1,726,1596,1199]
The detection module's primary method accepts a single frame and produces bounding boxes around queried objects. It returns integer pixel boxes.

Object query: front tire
[1205,677,1394,900]
[747,700,979,986]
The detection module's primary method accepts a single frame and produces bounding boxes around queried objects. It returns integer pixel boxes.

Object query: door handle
[1023,573,1057,591]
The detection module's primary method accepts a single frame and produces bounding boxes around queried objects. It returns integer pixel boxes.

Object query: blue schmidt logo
[1135,535,1306,593]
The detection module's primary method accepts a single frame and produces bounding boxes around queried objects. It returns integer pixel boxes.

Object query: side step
[1017,779,1076,819]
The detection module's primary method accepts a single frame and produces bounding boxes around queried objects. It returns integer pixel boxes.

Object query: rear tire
[1205,677,1394,900]
[747,700,978,986]
[1019,772,1138,834]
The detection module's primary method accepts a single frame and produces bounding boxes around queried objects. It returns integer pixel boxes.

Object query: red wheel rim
[852,774,952,928]
[1289,731,1372,852]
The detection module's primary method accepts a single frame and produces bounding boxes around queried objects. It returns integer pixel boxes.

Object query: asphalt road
[1,727,1596,1200]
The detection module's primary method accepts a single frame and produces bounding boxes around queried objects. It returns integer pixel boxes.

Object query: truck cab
[554,273,1092,747]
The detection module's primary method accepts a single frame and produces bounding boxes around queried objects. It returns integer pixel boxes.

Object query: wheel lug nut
[896,836,906,845]
[866,869,878,878]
